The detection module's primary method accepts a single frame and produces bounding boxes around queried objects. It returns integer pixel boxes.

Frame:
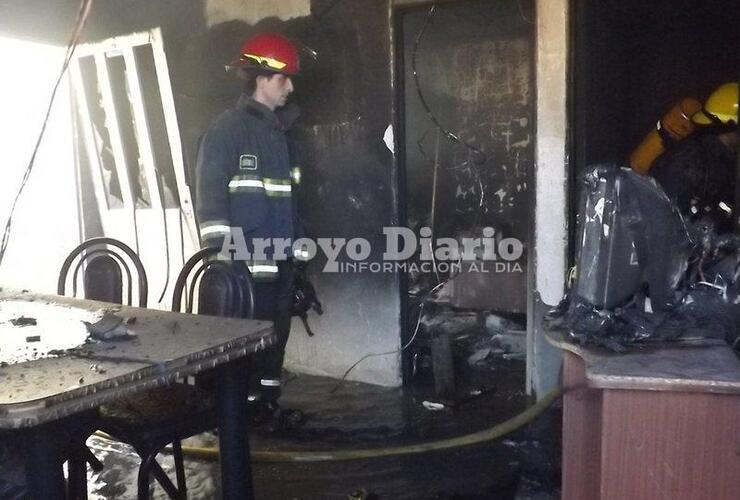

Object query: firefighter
[195,33,306,430]
[651,82,738,231]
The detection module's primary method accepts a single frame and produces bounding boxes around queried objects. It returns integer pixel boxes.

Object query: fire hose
[98,386,561,463]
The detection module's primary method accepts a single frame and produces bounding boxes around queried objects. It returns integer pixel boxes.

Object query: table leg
[217,357,254,500]
[23,424,65,500]
[66,446,89,500]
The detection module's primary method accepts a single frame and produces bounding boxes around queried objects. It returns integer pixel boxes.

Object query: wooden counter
[546,329,740,500]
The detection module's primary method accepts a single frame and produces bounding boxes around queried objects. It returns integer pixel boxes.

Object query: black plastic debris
[83,312,136,341]
[656,286,739,344]
[547,164,740,351]
[9,316,36,327]
[573,164,691,311]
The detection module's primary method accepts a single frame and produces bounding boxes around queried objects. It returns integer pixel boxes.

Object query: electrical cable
[411,2,487,224]
[516,0,534,25]
[411,3,487,167]
[411,2,488,280]
[0,0,94,269]
[155,173,171,303]
[330,278,449,394]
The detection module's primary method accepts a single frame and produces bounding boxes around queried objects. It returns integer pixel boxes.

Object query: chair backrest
[83,255,123,304]
[58,237,148,307]
[172,247,255,318]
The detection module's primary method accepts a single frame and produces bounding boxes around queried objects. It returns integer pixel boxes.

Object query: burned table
[546,328,740,500]
[0,290,274,499]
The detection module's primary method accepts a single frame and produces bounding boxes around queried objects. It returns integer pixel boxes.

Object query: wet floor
[83,351,561,499]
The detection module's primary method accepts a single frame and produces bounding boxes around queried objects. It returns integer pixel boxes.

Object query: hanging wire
[516,0,534,25]
[411,2,488,219]
[156,174,171,303]
[330,249,465,394]
[0,0,95,268]
[330,279,448,394]
[411,3,487,167]
[331,2,500,391]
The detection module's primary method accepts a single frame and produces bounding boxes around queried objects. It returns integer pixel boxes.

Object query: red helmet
[230,33,300,75]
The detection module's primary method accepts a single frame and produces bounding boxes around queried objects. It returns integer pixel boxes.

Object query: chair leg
[137,452,155,500]
[137,447,182,500]
[149,460,183,499]
[65,442,103,500]
[172,441,187,498]
[82,446,104,473]
[66,451,88,500]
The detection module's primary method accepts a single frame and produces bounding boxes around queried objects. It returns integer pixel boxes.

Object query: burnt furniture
[547,329,740,500]
[0,290,274,500]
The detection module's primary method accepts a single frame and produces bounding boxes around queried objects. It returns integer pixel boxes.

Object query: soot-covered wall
[3,0,401,385]
[401,0,534,313]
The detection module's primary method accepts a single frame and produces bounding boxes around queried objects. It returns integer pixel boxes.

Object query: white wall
[286,273,402,387]
[204,0,311,27]
[0,36,81,292]
[527,0,568,397]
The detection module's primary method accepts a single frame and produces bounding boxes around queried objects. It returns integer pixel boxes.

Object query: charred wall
[400,0,534,315]
[88,0,400,385]
[0,0,401,385]
[402,1,533,241]
[284,0,400,385]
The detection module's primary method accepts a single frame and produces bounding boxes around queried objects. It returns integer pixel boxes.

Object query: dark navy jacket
[196,95,303,279]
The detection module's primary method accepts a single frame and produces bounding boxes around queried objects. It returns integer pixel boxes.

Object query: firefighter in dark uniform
[195,33,305,429]
[651,83,738,231]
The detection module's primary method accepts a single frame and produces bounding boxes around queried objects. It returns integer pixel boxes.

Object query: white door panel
[71,28,199,308]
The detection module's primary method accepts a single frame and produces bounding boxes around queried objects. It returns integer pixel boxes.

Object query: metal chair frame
[57,237,148,307]
[172,247,255,317]
[58,237,148,499]
[101,247,254,499]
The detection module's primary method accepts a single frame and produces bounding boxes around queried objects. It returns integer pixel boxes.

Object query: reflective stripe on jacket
[196,96,302,280]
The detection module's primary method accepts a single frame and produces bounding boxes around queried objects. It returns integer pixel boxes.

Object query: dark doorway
[394,0,535,384]
[570,0,740,237]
